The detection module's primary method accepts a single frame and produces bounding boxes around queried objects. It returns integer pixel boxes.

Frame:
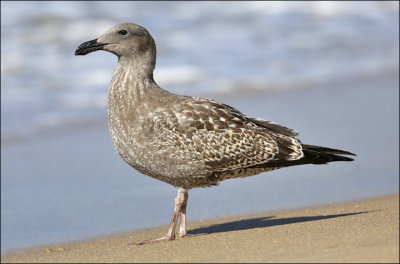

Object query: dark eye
[118,30,128,35]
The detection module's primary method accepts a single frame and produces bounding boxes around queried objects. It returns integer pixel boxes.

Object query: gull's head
[75,23,156,61]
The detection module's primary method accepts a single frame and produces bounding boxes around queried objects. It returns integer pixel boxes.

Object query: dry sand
[2,194,398,263]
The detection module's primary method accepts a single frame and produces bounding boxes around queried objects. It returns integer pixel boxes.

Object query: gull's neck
[109,54,158,99]
[107,54,170,119]
[116,54,155,82]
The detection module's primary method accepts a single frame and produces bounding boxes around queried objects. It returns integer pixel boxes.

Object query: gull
[75,23,355,244]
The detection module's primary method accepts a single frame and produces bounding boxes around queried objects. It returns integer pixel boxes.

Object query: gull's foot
[178,229,187,238]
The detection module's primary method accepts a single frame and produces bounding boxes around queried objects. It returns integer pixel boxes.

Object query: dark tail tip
[302,144,356,164]
[302,144,356,156]
[331,154,354,162]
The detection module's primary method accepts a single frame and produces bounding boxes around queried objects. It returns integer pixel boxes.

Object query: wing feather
[155,97,303,173]
[247,117,299,138]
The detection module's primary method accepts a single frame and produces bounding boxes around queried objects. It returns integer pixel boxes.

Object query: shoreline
[2,194,398,263]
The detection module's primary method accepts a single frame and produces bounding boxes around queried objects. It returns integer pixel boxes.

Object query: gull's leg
[137,189,187,245]
[178,191,188,238]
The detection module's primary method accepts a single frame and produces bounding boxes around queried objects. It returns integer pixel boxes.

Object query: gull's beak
[75,38,108,56]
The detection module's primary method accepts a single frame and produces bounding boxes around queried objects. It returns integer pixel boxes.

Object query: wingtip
[342,150,357,156]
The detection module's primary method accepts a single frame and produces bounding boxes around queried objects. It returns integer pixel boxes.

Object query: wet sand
[2,194,398,263]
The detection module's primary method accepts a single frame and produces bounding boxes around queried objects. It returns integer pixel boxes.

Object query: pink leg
[137,189,188,245]
[178,191,188,238]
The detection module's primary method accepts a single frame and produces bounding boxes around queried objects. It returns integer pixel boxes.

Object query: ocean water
[1,1,399,252]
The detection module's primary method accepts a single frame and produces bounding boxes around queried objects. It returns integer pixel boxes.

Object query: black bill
[75,39,108,56]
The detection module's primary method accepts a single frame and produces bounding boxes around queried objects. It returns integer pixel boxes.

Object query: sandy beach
[2,194,398,263]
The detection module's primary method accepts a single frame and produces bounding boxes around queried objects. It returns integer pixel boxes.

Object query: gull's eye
[118,30,128,35]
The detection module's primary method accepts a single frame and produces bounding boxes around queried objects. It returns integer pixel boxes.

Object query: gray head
[75,23,156,69]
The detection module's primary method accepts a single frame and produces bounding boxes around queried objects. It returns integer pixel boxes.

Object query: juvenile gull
[75,23,355,243]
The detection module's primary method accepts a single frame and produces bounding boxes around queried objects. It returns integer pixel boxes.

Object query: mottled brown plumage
[75,23,355,243]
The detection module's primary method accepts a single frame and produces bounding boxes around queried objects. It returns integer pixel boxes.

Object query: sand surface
[2,194,398,263]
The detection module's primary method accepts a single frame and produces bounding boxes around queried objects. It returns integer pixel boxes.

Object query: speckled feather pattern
[107,63,304,189]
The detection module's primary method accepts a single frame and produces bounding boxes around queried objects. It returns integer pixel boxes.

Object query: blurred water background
[1,1,399,252]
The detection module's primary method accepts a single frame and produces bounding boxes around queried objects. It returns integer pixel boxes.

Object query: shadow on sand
[188,211,371,236]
